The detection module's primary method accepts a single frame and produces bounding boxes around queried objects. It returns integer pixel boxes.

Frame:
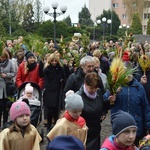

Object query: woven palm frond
[138,54,150,75]
[107,57,136,95]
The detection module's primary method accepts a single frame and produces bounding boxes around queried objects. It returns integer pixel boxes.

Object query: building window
[122,14,127,19]
[144,1,150,8]
[112,3,118,8]
[132,2,137,8]
[144,13,150,19]
[122,3,126,8]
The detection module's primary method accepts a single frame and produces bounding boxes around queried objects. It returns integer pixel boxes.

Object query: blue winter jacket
[103,78,150,137]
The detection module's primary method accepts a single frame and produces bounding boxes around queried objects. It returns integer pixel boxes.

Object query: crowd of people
[0,35,150,150]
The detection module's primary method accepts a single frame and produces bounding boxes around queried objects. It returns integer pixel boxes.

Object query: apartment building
[112,0,128,26]
[143,1,150,34]
[89,0,150,34]
[89,0,128,25]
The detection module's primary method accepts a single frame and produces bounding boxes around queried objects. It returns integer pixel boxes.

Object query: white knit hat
[25,83,33,93]
[65,90,84,110]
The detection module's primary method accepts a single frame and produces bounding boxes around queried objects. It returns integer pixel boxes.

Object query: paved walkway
[101,110,112,144]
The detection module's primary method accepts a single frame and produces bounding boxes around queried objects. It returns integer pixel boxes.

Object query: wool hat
[25,83,33,93]
[25,51,35,60]
[65,90,84,110]
[10,101,31,121]
[108,51,115,58]
[122,51,130,62]
[48,135,84,150]
[111,110,137,137]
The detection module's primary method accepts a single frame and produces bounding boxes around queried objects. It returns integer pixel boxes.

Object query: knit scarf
[64,111,85,128]
[27,62,37,71]
[83,84,97,99]
[0,60,8,68]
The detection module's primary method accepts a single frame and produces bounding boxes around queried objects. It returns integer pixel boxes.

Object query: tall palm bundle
[70,50,86,67]
[107,57,136,104]
[138,54,150,75]
[32,40,44,56]
[81,33,90,53]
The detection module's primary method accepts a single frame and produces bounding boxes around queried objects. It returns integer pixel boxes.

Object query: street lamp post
[119,24,130,36]
[96,17,111,43]
[43,2,67,46]
[93,20,101,42]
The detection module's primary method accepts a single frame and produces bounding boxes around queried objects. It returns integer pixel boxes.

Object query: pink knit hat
[10,101,31,121]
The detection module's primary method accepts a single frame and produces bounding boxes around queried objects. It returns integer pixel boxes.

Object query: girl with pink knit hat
[0,101,42,150]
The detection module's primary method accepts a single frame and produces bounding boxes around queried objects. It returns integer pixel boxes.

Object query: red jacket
[16,61,43,89]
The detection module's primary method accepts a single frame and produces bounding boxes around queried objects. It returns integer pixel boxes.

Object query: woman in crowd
[0,48,16,127]
[93,57,108,90]
[43,53,65,131]
[16,51,43,89]
[77,72,111,150]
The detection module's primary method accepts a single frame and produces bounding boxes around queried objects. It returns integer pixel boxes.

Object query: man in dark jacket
[63,56,105,108]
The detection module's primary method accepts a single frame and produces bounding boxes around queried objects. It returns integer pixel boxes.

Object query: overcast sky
[42,0,89,23]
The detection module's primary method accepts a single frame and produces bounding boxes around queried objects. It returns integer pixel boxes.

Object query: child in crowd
[47,135,85,150]
[0,101,42,150]
[18,83,40,106]
[47,90,88,146]
[100,110,138,150]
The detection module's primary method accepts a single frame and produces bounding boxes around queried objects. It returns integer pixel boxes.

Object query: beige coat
[47,117,88,145]
[0,125,42,150]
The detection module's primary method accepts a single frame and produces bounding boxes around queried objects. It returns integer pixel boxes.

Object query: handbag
[6,82,16,96]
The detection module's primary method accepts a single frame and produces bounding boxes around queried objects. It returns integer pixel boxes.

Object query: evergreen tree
[63,16,72,26]
[33,0,43,23]
[78,4,93,26]
[22,3,34,32]
[130,13,142,34]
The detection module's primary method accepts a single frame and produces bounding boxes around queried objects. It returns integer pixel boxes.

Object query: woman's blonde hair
[45,53,60,68]
[93,56,100,65]
[93,49,101,58]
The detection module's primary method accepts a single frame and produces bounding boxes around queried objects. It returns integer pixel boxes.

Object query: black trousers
[0,98,9,127]
[44,106,59,131]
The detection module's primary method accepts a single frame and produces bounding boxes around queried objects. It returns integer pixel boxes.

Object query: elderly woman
[77,72,111,150]
[0,48,16,127]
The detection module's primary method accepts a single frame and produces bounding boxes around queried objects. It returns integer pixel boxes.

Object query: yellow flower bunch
[138,54,150,75]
